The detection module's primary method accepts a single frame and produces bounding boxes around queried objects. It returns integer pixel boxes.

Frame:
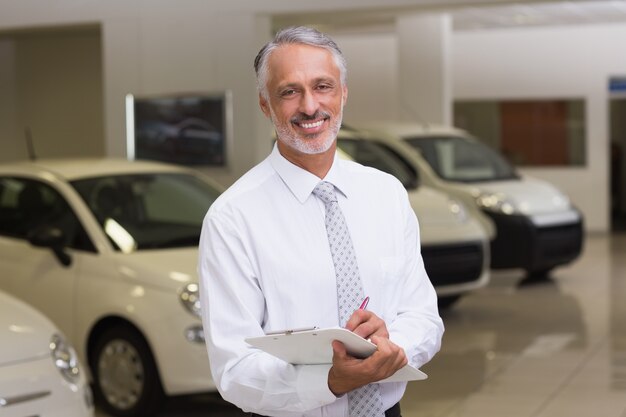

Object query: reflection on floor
[96,233,626,417]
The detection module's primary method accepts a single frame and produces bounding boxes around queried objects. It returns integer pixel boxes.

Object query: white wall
[0,1,272,186]
[0,0,527,184]
[454,24,626,233]
[332,32,400,124]
[335,24,626,232]
[0,1,621,230]
[397,14,452,125]
[99,7,272,186]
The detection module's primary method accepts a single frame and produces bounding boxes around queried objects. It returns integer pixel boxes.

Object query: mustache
[290,111,331,124]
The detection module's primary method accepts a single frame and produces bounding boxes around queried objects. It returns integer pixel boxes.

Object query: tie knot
[312,181,337,204]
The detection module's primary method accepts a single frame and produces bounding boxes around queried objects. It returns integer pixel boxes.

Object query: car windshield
[71,173,220,252]
[337,138,418,189]
[404,135,518,183]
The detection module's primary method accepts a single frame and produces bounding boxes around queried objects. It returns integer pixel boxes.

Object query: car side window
[0,178,27,237]
[337,139,417,189]
[0,177,96,252]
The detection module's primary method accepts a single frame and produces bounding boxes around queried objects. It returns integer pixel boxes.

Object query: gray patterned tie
[312,181,385,417]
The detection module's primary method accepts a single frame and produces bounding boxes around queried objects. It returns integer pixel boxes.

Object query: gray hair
[254,26,347,100]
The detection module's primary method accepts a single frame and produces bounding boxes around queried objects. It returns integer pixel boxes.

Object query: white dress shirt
[198,144,444,417]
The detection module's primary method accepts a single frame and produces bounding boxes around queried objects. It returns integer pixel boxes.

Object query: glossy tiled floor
[402,232,626,417]
[96,233,626,417]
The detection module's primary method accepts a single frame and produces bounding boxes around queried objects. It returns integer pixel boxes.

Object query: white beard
[271,100,343,155]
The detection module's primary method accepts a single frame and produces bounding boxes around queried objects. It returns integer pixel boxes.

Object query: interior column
[396,13,452,125]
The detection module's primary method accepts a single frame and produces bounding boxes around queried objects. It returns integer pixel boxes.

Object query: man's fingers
[346,310,390,339]
[332,340,347,358]
[352,321,376,339]
[369,336,408,376]
[330,335,408,390]
[344,309,369,332]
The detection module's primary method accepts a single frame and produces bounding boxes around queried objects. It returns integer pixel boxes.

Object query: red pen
[359,296,370,310]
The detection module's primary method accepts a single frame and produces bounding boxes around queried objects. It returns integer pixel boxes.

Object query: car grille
[421,241,484,286]
[535,223,583,260]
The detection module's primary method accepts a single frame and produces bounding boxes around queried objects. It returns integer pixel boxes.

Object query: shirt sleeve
[198,211,338,415]
[386,186,445,369]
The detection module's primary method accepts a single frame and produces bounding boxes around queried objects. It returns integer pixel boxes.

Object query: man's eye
[280,89,297,97]
[315,83,335,91]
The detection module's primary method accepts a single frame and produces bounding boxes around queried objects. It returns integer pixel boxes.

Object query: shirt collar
[269,143,351,204]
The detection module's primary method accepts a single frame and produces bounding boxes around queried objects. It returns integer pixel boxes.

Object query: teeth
[300,120,324,129]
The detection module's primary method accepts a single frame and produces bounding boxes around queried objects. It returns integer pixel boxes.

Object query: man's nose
[299,90,319,116]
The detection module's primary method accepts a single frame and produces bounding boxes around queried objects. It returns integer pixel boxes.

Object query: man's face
[259,44,347,155]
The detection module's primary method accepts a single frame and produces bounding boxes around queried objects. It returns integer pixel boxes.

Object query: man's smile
[291,112,331,134]
[298,119,325,129]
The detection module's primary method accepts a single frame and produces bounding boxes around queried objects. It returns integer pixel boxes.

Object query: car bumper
[148,315,217,396]
[422,239,490,296]
[0,356,93,417]
[485,208,584,271]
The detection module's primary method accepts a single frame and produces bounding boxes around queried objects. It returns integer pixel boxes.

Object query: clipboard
[245,327,427,383]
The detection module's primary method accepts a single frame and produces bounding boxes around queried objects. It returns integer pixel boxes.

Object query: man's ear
[259,94,271,118]
[342,85,348,107]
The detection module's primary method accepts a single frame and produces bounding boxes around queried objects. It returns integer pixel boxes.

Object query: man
[198,26,444,417]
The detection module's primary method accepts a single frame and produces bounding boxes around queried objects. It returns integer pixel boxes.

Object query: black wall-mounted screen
[128,92,232,167]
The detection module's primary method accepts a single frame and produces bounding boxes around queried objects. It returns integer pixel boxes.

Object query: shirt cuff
[296,364,337,409]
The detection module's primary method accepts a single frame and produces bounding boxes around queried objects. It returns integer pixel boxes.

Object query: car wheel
[522,267,554,284]
[90,325,164,417]
[438,295,462,310]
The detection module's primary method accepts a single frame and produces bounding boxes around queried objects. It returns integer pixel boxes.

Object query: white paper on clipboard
[245,327,427,383]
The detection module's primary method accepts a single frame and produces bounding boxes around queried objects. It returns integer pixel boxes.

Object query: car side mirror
[406,174,420,190]
[28,226,72,267]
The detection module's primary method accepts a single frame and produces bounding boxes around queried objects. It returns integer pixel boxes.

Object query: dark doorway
[610,98,626,232]
[0,24,103,162]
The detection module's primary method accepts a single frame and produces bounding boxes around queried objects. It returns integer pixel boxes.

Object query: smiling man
[258,42,345,167]
[198,26,444,417]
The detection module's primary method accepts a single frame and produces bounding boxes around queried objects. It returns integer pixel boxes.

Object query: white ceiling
[273,0,626,32]
[453,0,626,30]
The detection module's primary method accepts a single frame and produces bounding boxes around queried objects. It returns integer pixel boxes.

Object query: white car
[358,122,584,278]
[336,127,490,307]
[0,159,222,416]
[0,289,93,417]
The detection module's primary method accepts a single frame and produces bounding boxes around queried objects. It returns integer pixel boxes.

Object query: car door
[0,177,95,340]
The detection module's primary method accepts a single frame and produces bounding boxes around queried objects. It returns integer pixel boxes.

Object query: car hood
[407,186,463,226]
[407,186,487,244]
[0,291,55,366]
[114,247,199,292]
[468,176,571,215]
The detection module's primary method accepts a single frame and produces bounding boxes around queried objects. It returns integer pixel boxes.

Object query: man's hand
[327,336,408,395]
[328,310,407,396]
[344,309,389,340]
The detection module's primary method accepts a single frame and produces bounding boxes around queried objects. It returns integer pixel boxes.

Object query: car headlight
[552,193,570,208]
[49,333,81,385]
[180,283,202,317]
[476,192,518,215]
[448,199,469,223]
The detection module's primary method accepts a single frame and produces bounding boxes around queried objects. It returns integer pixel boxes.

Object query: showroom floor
[96,233,626,417]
